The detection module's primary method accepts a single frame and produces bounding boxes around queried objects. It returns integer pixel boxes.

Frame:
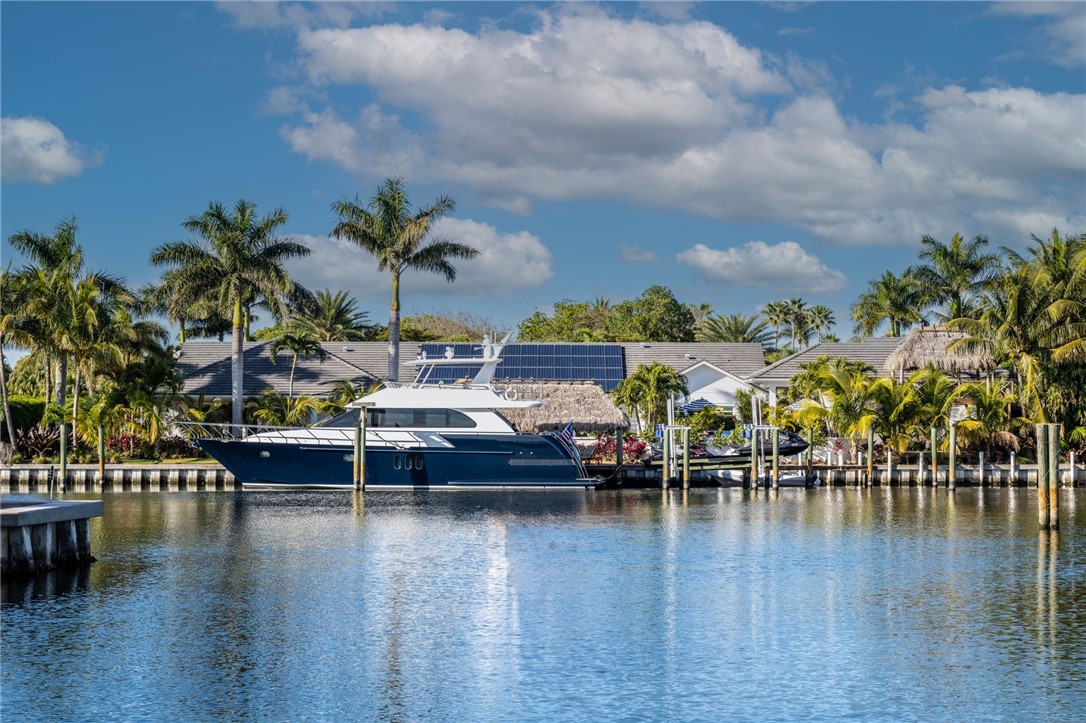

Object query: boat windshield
[314,408,477,429]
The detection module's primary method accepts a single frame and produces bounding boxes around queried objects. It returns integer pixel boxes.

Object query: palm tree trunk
[231,296,244,427]
[0,343,16,450]
[55,353,68,413]
[387,271,401,382]
[71,368,81,448]
[289,356,297,400]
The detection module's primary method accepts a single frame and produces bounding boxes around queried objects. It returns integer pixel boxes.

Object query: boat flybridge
[190,336,598,490]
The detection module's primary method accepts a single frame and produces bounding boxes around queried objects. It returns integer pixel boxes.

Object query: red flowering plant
[585,435,650,463]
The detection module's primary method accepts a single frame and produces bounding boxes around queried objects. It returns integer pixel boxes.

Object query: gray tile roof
[748,337,907,383]
[621,342,767,380]
[178,341,769,397]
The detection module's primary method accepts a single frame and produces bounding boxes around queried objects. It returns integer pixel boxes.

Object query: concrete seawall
[0,462,1080,492]
[0,464,240,493]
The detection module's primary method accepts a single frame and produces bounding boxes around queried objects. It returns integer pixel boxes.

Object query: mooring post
[886,449,893,486]
[930,427,939,487]
[978,451,985,487]
[865,427,874,487]
[1010,451,1017,486]
[681,428,690,490]
[750,428,760,488]
[97,422,106,486]
[1036,424,1050,530]
[771,428,779,490]
[1048,423,1059,530]
[615,428,624,467]
[661,427,671,490]
[948,424,957,490]
[353,403,372,491]
[918,450,925,486]
[59,423,68,493]
[806,428,814,485]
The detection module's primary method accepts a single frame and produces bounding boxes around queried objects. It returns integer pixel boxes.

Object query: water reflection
[2,489,1084,720]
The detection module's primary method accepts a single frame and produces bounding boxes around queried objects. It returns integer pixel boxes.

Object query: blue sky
[3,1,1084,342]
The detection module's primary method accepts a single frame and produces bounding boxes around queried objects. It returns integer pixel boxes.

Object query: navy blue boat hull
[198,434,593,489]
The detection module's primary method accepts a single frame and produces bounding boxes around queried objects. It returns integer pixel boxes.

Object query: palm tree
[0,269,31,450]
[762,300,789,351]
[611,361,689,432]
[699,313,773,346]
[807,305,835,344]
[290,289,374,342]
[798,357,885,460]
[151,200,309,426]
[909,233,1001,322]
[851,270,925,337]
[269,332,327,399]
[784,298,810,351]
[950,264,1051,421]
[331,177,478,381]
[249,390,325,427]
[954,380,1022,459]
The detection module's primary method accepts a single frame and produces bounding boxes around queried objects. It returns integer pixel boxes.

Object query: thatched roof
[883,327,995,374]
[498,381,627,434]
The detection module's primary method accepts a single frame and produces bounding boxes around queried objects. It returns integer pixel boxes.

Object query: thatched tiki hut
[883,327,996,381]
[498,381,627,435]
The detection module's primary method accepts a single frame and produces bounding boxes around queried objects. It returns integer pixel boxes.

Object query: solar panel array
[418,343,626,391]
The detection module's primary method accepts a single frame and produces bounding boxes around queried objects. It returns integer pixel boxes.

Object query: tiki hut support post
[948,424,957,490]
[1048,423,1060,530]
[1036,424,1049,530]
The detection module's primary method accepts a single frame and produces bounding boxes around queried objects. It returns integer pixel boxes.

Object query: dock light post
[353,402,374,491]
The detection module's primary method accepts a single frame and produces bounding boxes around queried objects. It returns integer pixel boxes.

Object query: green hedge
[1,396,45,442]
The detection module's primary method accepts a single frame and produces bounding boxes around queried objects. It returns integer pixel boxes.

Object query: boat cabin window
[367,408,476,428]
[314,408,476,429]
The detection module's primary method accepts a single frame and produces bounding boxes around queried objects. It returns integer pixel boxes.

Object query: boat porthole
[415,455,424,470]
[259,451,271,458]
[393,456,401,470]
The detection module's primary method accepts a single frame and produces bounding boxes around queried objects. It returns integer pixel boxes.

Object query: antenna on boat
[471,333,512,385]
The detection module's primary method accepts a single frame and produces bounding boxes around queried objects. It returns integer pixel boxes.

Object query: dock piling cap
[0,499,104,527]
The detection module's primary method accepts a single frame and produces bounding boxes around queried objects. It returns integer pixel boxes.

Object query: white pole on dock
[750,428,760,488]
[1011,451,1017,486]
[918,450,925,486]
[353,402,373,491]
[682,427,690,490]
[886,449,893,486]
[771,428,779,490]
[948,424,957,490]
[979,452,985,487]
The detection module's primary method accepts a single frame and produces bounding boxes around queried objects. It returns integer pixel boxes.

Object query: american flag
[559,422,575,445]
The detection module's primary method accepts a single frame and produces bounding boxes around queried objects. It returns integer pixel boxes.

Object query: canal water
[2,488,1084,721]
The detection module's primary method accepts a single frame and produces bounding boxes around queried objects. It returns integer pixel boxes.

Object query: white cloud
[676,241,847,294]
[1,116,102,184]
[287,219,553,298]
[270,8,1084,249]
[990,2,1086,68]
[619,245,658,264]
